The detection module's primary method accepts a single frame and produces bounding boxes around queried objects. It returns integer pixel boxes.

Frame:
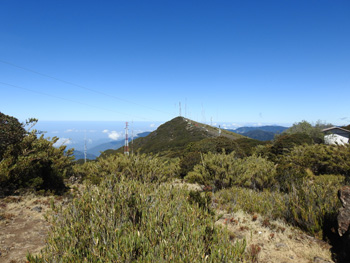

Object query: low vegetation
[28,176,246,262]
[1,113,349,262]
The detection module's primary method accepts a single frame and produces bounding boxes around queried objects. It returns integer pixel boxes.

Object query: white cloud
[54,138,72,147]
[107,131,122,141]
[150,123,156,128]
[65,129,74,133]
[102,129,109,133]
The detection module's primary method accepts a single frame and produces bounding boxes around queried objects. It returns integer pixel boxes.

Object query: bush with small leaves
[0,132,73,195]
[283,143,350,178]
[216,174,344,237]
[286,175,344,237]
[27,176,246,262]
[185,152,276,191]
[74,153,179,185]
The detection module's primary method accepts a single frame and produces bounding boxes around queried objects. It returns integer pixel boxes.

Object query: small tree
[0,112,26,159]
[282,120,326,144]
[0,112,74,195]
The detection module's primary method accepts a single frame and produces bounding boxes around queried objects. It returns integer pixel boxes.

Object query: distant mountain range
[72,150,98,160]
[232,126,288,134]
[228,125,288,141]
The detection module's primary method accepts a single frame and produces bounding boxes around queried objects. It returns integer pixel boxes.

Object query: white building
[322,127,350,145]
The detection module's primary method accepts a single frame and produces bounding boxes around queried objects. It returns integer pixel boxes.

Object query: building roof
[322,127,350,133]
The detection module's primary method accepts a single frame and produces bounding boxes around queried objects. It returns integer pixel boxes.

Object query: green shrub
[283,144,350,178]
[275,162,307,192]
[185,152,276,191]
[216,186,287,219]
[179,151,202,178]
[271,133,313,157]
[186,137,265,158]
[234,155,277,191]
[188,190,213,214]
[282,120,326,144]
[28,176,246,262]
[186,136,238,155]
[0,112,26,159]
[216,174,344,237]
[0,133,73,195]
[74,153,179,185]
[286,175,344,237]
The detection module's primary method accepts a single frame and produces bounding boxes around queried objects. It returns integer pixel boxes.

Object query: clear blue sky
[1,0,349,126]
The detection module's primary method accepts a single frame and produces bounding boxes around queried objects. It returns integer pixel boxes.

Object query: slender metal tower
[84,131,87,163]
[131,120,134,155]
[124,122,129,155]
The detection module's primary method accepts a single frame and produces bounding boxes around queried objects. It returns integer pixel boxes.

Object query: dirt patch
[0,195,56,263]
[169,179,203,191]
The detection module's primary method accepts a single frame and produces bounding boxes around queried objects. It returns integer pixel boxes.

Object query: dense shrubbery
[0,133,74,195]
[282,120,329,144]
[267,133,313,159]
[216,186,287,219]
[183,140,347,237]
[286,175,343,236]
[216,174,344,237]
[28,176,246,262]
[0,112,27,159]
[0,113,74,195]
[282,144,350,177]
[185,152,276,191]
[186,136,265,158]
[179,151,202,178]
[74,153,179,185]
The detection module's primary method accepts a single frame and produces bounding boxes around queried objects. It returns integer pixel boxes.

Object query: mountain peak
[102,117,244,157]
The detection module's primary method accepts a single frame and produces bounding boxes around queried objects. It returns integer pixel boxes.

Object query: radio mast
[131,120,134,155]
[124,122,129,155]
[84,131,87,163]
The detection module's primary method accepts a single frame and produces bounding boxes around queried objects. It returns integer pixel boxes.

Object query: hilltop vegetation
[1,113,350,262]
[102,117,245,157]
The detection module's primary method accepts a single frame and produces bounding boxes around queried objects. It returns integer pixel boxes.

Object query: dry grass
[215,209,333,263]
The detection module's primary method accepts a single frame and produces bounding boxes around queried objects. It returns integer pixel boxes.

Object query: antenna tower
[84,137,87,163]
[131,121,134,155]
[124,122,129,155]
[84,132,87,163]
[179,102,182,117]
